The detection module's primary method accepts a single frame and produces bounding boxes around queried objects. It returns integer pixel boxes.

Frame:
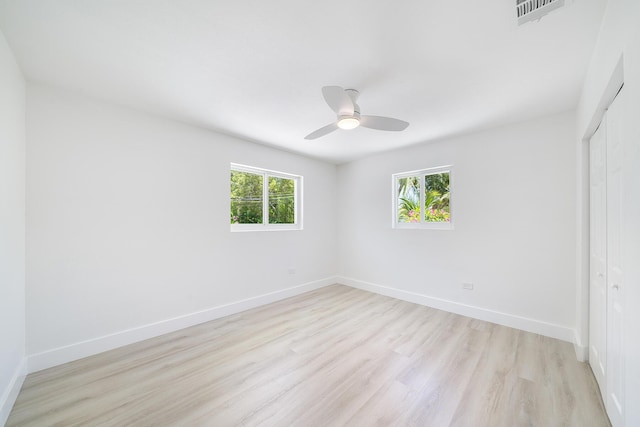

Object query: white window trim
[392,165,454,230]
[230,163,303,232]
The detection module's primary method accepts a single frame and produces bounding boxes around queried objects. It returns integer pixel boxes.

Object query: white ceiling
[0,0,606,164]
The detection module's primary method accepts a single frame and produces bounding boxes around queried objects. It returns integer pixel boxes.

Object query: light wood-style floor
[8,285,610,426]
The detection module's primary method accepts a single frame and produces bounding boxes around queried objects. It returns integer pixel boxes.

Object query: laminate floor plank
[7,285,610,426]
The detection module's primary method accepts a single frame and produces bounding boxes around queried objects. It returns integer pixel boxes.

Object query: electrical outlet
[462,282,474,290]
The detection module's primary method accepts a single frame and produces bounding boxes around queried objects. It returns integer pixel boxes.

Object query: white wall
[337,112,578,341]
[576,0,640,425]
[0,30,26,424]
[26,84,337,368]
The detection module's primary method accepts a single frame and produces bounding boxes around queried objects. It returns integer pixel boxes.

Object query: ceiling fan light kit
[337,116,360,130]
[305,86,409,140]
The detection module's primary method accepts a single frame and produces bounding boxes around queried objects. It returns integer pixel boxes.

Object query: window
[392,166,453,229]
[230,163,302,231]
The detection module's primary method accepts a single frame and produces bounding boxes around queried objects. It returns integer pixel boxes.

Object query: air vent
[517,0,565,25]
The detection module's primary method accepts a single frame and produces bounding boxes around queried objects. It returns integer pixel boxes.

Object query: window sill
[230,224,303,232]
[393,222,454,230]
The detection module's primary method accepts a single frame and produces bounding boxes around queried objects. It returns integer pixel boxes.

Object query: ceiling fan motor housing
[343,89,360,116]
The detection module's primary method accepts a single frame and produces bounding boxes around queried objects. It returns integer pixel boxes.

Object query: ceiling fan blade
[305,122,339,140]
[322,86,354,115]
[360,115,409,131]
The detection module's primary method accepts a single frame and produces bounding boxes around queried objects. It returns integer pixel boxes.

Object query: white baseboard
[0,358,27,426]
[27,277,337,373]
[25,275,584,373]
[337,276,576,345]
[573,330,589,362]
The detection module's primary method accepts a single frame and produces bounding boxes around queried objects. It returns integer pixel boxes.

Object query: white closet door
[606,90,625,427]
[589,119,607,392]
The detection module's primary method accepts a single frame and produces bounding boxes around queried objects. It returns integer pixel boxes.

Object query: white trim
[574,329,589,362]
[580,56,624,142]
[337,276,576,345]
[231,223,303,232]
[27,277,337,373]
[575,54,625,369]
[394,221,454,231]
[0,358,27,426]
[230,163,299,180]
[23,275,585,373]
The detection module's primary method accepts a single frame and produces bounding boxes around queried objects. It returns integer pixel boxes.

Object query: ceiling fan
[305,86,410,140]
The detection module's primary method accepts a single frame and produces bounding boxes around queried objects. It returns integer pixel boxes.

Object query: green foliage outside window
[397,172,450,223]
[268,177,295,224]
[231,170,296,225]
[230,171,263,224]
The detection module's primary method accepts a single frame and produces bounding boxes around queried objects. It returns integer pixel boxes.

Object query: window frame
[392,165,454,230]
[230,163,303,232]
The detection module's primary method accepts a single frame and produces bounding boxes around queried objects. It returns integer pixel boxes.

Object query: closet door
[589,119,607,392]
[605,91,625,427]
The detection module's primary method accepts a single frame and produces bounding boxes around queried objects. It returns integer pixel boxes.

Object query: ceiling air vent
[517,0,565,25]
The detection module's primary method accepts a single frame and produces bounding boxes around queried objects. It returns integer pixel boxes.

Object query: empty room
[1,0,639,426]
